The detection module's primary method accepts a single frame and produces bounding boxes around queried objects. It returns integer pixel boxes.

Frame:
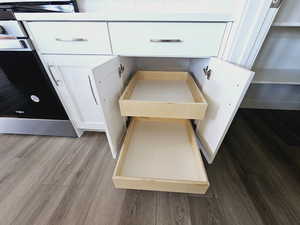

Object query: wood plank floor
[0,109,299,225]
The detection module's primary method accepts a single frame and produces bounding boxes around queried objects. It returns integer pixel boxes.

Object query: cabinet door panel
[194,58,254,163]
[93,56,126,158]
[47,60,106,131]
[46,55,124,158]
[56,66,105,130]
[46,55,117,131]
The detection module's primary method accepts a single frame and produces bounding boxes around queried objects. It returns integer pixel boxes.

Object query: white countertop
[15,0,240,22]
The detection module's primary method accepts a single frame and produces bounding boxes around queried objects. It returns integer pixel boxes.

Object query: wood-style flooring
[0,109,299,225]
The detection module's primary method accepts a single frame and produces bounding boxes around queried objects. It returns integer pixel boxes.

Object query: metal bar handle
[55,38,88,42]
[0,35,17,39]
[88,75,98,105]
[0,39,27,50]
[48,65,59,86]
[150,39,183,43]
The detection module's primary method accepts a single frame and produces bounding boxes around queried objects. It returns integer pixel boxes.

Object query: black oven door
[0,51,68,120]
[0,1,78,14]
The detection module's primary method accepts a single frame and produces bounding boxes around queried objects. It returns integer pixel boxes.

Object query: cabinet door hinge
[203,66,212,80]
[118,64,125,78]
[270,0,282,8]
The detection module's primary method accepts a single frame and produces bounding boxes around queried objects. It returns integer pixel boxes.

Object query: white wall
[78,0,237,13]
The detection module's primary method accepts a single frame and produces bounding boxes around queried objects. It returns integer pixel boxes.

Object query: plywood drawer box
[27,22,111,54]
[119,71,208,119]
[113,118,209,194]
[109,22,227,57]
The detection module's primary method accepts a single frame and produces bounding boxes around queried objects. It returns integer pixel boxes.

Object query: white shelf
[272,0,300,28]
[272,22,300,27]
[252,69,300,85]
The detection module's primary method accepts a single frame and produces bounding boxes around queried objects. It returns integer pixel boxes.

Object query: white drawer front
[109,22,227,57]
[27,22,111,54]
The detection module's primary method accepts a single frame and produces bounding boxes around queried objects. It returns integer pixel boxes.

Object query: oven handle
[0,39,33,51]
[0,35,17,39]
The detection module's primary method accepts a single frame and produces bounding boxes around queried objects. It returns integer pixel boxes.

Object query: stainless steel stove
[0,0,78,17]
[0,0,79,137]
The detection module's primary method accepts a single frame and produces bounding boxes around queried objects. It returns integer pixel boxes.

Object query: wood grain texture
[156,192,192,225]
[0,109,299,225]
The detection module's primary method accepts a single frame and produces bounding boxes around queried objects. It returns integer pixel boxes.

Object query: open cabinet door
[92,56,125,158]
[196,58,254,163]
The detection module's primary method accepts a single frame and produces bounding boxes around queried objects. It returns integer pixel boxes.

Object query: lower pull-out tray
[113,118,209,194]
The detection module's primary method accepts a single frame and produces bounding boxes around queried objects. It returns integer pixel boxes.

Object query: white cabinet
[23,16,256,193]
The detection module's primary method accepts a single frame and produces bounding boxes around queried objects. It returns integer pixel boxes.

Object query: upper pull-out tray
[119,71,208,119]
[113,118,209,194]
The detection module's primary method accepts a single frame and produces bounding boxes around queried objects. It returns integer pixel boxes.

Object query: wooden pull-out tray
[119,71,208,119]
[113,118,209,194]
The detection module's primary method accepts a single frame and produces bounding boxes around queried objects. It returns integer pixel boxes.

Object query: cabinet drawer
[119,71,207,119]
[109,22,227,57]
[27,22,111,54]
[113,118,209,194]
